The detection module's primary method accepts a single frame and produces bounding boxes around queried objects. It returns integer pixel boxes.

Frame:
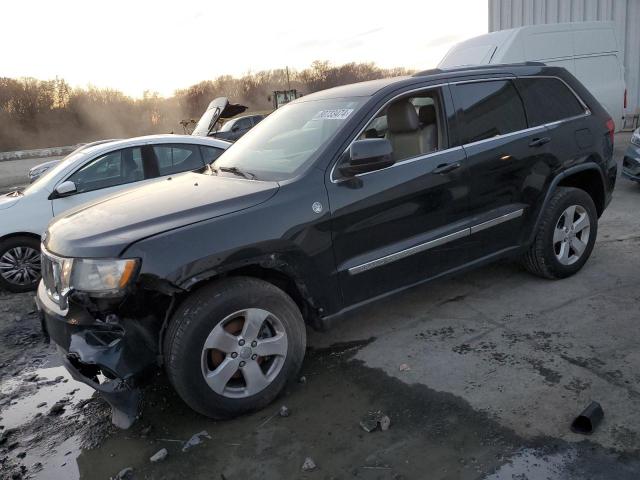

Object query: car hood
[44,172,279,258]
[192,97,248,137]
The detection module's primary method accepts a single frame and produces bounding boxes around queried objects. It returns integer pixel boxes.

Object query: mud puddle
[0,351,113,479]
[2,293,640,479]
[0,292,113,479]
[73,340,640,479]
[0,363,93,430]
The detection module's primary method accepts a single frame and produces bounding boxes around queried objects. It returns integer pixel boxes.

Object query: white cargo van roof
[439,21,619,68]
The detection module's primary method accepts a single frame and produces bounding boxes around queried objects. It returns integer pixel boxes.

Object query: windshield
[23,150,88,193]
[214,98,366,181]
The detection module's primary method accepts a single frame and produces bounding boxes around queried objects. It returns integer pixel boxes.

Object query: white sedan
[0,134,230,292]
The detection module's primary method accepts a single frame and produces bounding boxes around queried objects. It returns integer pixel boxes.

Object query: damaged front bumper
[36,281,158,428]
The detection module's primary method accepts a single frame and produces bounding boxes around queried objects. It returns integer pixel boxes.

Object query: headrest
[387,100,419,133]
[419,104,436,125]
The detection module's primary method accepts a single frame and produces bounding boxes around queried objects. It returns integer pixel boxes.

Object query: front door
[52,146,148,216]
[327,86,471,307]
[51,143,206,216]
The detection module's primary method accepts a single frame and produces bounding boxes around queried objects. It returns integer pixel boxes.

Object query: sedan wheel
[0,237,42,292]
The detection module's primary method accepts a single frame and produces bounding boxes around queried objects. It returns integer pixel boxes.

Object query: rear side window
[451,80,527,144]
[152,144,204,176]
[517,77,585,126]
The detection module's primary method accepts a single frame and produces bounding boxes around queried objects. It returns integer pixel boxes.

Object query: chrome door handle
[433,162,461,174]
[529,137,551,147]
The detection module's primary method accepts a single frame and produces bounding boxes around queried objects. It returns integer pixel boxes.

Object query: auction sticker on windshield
[314,109,354,120]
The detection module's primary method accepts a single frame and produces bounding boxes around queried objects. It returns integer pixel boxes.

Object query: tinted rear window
[451,80,527,144]
[517,77,585,126]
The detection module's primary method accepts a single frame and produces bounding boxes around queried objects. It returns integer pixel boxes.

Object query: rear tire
[164,276,306,419]
[522,187,598,279]
[0,236,41,293]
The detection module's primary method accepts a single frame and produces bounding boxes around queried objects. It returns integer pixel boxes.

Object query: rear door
[149,143,206,176]
[514,75,592,227]
[327,85,472,306]
[449,78,549,257]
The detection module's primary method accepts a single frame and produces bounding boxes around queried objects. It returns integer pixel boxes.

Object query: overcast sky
[2,0,488,97]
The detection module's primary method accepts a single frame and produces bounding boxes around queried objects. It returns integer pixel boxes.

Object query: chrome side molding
[348,208,524,275]
[470,209,524,234]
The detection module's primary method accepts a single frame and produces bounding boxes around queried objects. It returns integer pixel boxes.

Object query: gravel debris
[301,456,317,471]
[279,405,290,417]
[150,448,168,463]
[182,430,211,452]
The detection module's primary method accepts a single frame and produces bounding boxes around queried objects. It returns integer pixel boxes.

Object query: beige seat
[418,105,438,153]
[385,100,422,160]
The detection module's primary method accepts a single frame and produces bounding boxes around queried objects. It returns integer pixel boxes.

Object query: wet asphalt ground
[0,133,638,479]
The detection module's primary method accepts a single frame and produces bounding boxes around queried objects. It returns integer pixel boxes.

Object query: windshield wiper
[217,166,257,180]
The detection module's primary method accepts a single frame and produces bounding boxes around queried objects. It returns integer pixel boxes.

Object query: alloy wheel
[0,246,41,286]
[553,205,590,266]
[201,308,288,399]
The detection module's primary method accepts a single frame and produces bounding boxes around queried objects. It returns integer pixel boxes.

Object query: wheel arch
[557,167,606,217]
[0,231,42,244]
[175,256,325,330]
[527,163,606,245]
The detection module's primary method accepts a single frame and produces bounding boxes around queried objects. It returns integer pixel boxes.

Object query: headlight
[631,129,640,147]
[29,166,50,178]
[70,258,139,295]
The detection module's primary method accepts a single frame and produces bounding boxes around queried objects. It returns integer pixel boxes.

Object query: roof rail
[412,62,546,77]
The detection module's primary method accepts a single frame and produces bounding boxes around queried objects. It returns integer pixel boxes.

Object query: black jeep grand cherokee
[38,63,616,427]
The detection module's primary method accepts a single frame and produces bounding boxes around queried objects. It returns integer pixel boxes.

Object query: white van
[439,21,626,131]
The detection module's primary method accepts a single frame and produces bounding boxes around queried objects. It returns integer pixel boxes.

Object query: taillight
[606,118,615,144]
[624,89,627,109]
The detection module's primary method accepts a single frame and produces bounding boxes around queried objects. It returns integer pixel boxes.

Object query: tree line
[0,61,414,152]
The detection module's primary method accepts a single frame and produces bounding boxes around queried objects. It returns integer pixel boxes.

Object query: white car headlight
[30,166,49,176]
[631,129,640,147]
[70,258,139,295]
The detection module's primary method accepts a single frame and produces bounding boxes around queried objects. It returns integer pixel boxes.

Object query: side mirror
[231,124,240,132]
[338,139,394,177]
[54,180,77,197]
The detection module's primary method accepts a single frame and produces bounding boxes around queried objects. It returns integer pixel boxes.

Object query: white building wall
[489,0,640,118]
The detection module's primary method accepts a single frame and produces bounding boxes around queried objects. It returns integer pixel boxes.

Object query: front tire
[164,276,306,419]
[522,187,597,279]
[0,236,41,293]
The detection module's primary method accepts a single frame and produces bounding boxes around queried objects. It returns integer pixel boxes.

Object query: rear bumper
[36,281,157,428]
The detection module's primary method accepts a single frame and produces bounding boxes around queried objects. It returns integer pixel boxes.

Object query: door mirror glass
[55,180,77,196]
[339,139,394,177]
